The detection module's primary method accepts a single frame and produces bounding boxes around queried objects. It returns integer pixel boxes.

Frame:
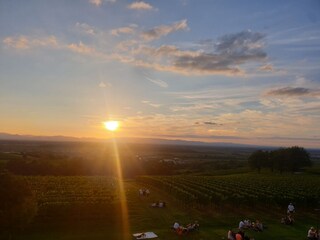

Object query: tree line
[248,146,312,173]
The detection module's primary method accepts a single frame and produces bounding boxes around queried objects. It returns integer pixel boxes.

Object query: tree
[0,171,37,239]
[248,146,312,173]
[248,150,269,173]
[286,146,312,172]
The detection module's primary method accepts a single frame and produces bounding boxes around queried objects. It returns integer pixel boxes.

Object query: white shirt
[173,222,180,229]
[288,204,295,212]
[239,221,245,229]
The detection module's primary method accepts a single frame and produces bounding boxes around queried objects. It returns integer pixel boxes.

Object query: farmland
[137,174,320,207]
[7,174,320,240]
[1,140,320,239]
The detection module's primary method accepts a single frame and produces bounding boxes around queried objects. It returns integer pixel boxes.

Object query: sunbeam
[111,136,131,239]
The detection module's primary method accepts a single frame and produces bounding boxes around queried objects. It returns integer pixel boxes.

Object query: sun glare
[104,121,119,131]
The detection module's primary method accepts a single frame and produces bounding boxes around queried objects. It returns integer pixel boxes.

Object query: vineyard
[23,176,119,220]
[137,174,320,207]
[8,174,320,240]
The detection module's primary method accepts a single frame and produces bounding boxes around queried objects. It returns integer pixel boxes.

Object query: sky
[0,0,320,148]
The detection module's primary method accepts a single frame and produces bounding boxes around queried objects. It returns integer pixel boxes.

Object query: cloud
[259,64,273,72]
[170,103,217,113]
[216,30,265,52]
[142,100,161,108]
[3,34,105,60]
[67,41,97,55]
[3,35,58,49]
[204,121,221,125]
[111,26,137,36]
[141,19,188,41]
[3,28,267,77]
[75,23,97,35]
[266,87,320,97]
[128,1,153,10]
[127,30,267,75]
[99,81,112,88]
[172,53,244,75]
[89,0,102,6]
[172,30,266,75]
[195,121,222,126]
[145,76,168,88]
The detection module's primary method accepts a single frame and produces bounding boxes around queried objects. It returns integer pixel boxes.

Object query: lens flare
[111,138,130,238]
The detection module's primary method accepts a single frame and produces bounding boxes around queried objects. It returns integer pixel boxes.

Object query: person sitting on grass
[307,227,317,240]
[281,214,294,225]
[244,219,251,229]
[287,203,295,214]
[239,220,245,230]
[227,229,236,240]
[173,222,187,235]
[235,231,243,240]
[173,222,180,231]
[252,220,263,232]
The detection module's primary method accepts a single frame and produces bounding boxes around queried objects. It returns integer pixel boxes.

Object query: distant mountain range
[0,132,265,148]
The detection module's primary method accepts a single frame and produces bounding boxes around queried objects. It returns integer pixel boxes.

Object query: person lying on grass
[151,201,166,208]
[172,221,199,235]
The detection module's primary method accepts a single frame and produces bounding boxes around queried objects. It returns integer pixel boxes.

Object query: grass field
[12,176,320,240]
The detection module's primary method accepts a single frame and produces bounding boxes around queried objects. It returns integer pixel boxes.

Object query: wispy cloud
[3,35,58,49]
[127,30,267,75]
[111,25,137,36]
[145,76,168,88]
[195,121,223,126]
[3,28,267,77]
[75,23,97,35]
[89,0,102,6]
[141,19,188,41]
[89,0,116,6]
[172,30,266,75]
[142,100,161,108]
[259,64,273,72]
[128,1,153,10]
[3,34,106,61]
[265,87,320,97]
[67,41,97,55]
[99,81,112,88]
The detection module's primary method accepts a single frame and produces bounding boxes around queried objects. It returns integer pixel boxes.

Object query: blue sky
[0,0,319,148]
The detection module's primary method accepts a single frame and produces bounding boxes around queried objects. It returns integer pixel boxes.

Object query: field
[8,174,319,240]
[137,174,320,207]
[1,141,320,239]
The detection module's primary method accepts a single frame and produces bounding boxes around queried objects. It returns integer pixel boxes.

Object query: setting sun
[104,121,119,131]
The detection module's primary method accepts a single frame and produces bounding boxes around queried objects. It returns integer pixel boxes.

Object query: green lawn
[13,178,319,240]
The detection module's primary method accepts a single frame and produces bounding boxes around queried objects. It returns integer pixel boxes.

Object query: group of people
[239,219,263,232]
[307,226,320,240]
[226,219,263,240]
[172,221,199,235]
[139,188,150,197]
[150,201,166,208]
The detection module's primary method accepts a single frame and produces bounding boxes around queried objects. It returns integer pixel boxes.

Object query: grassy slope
[127,180,319,240]
[15,179,319,240]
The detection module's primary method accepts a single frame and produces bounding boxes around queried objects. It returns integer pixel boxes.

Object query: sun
[104,121,119,131]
